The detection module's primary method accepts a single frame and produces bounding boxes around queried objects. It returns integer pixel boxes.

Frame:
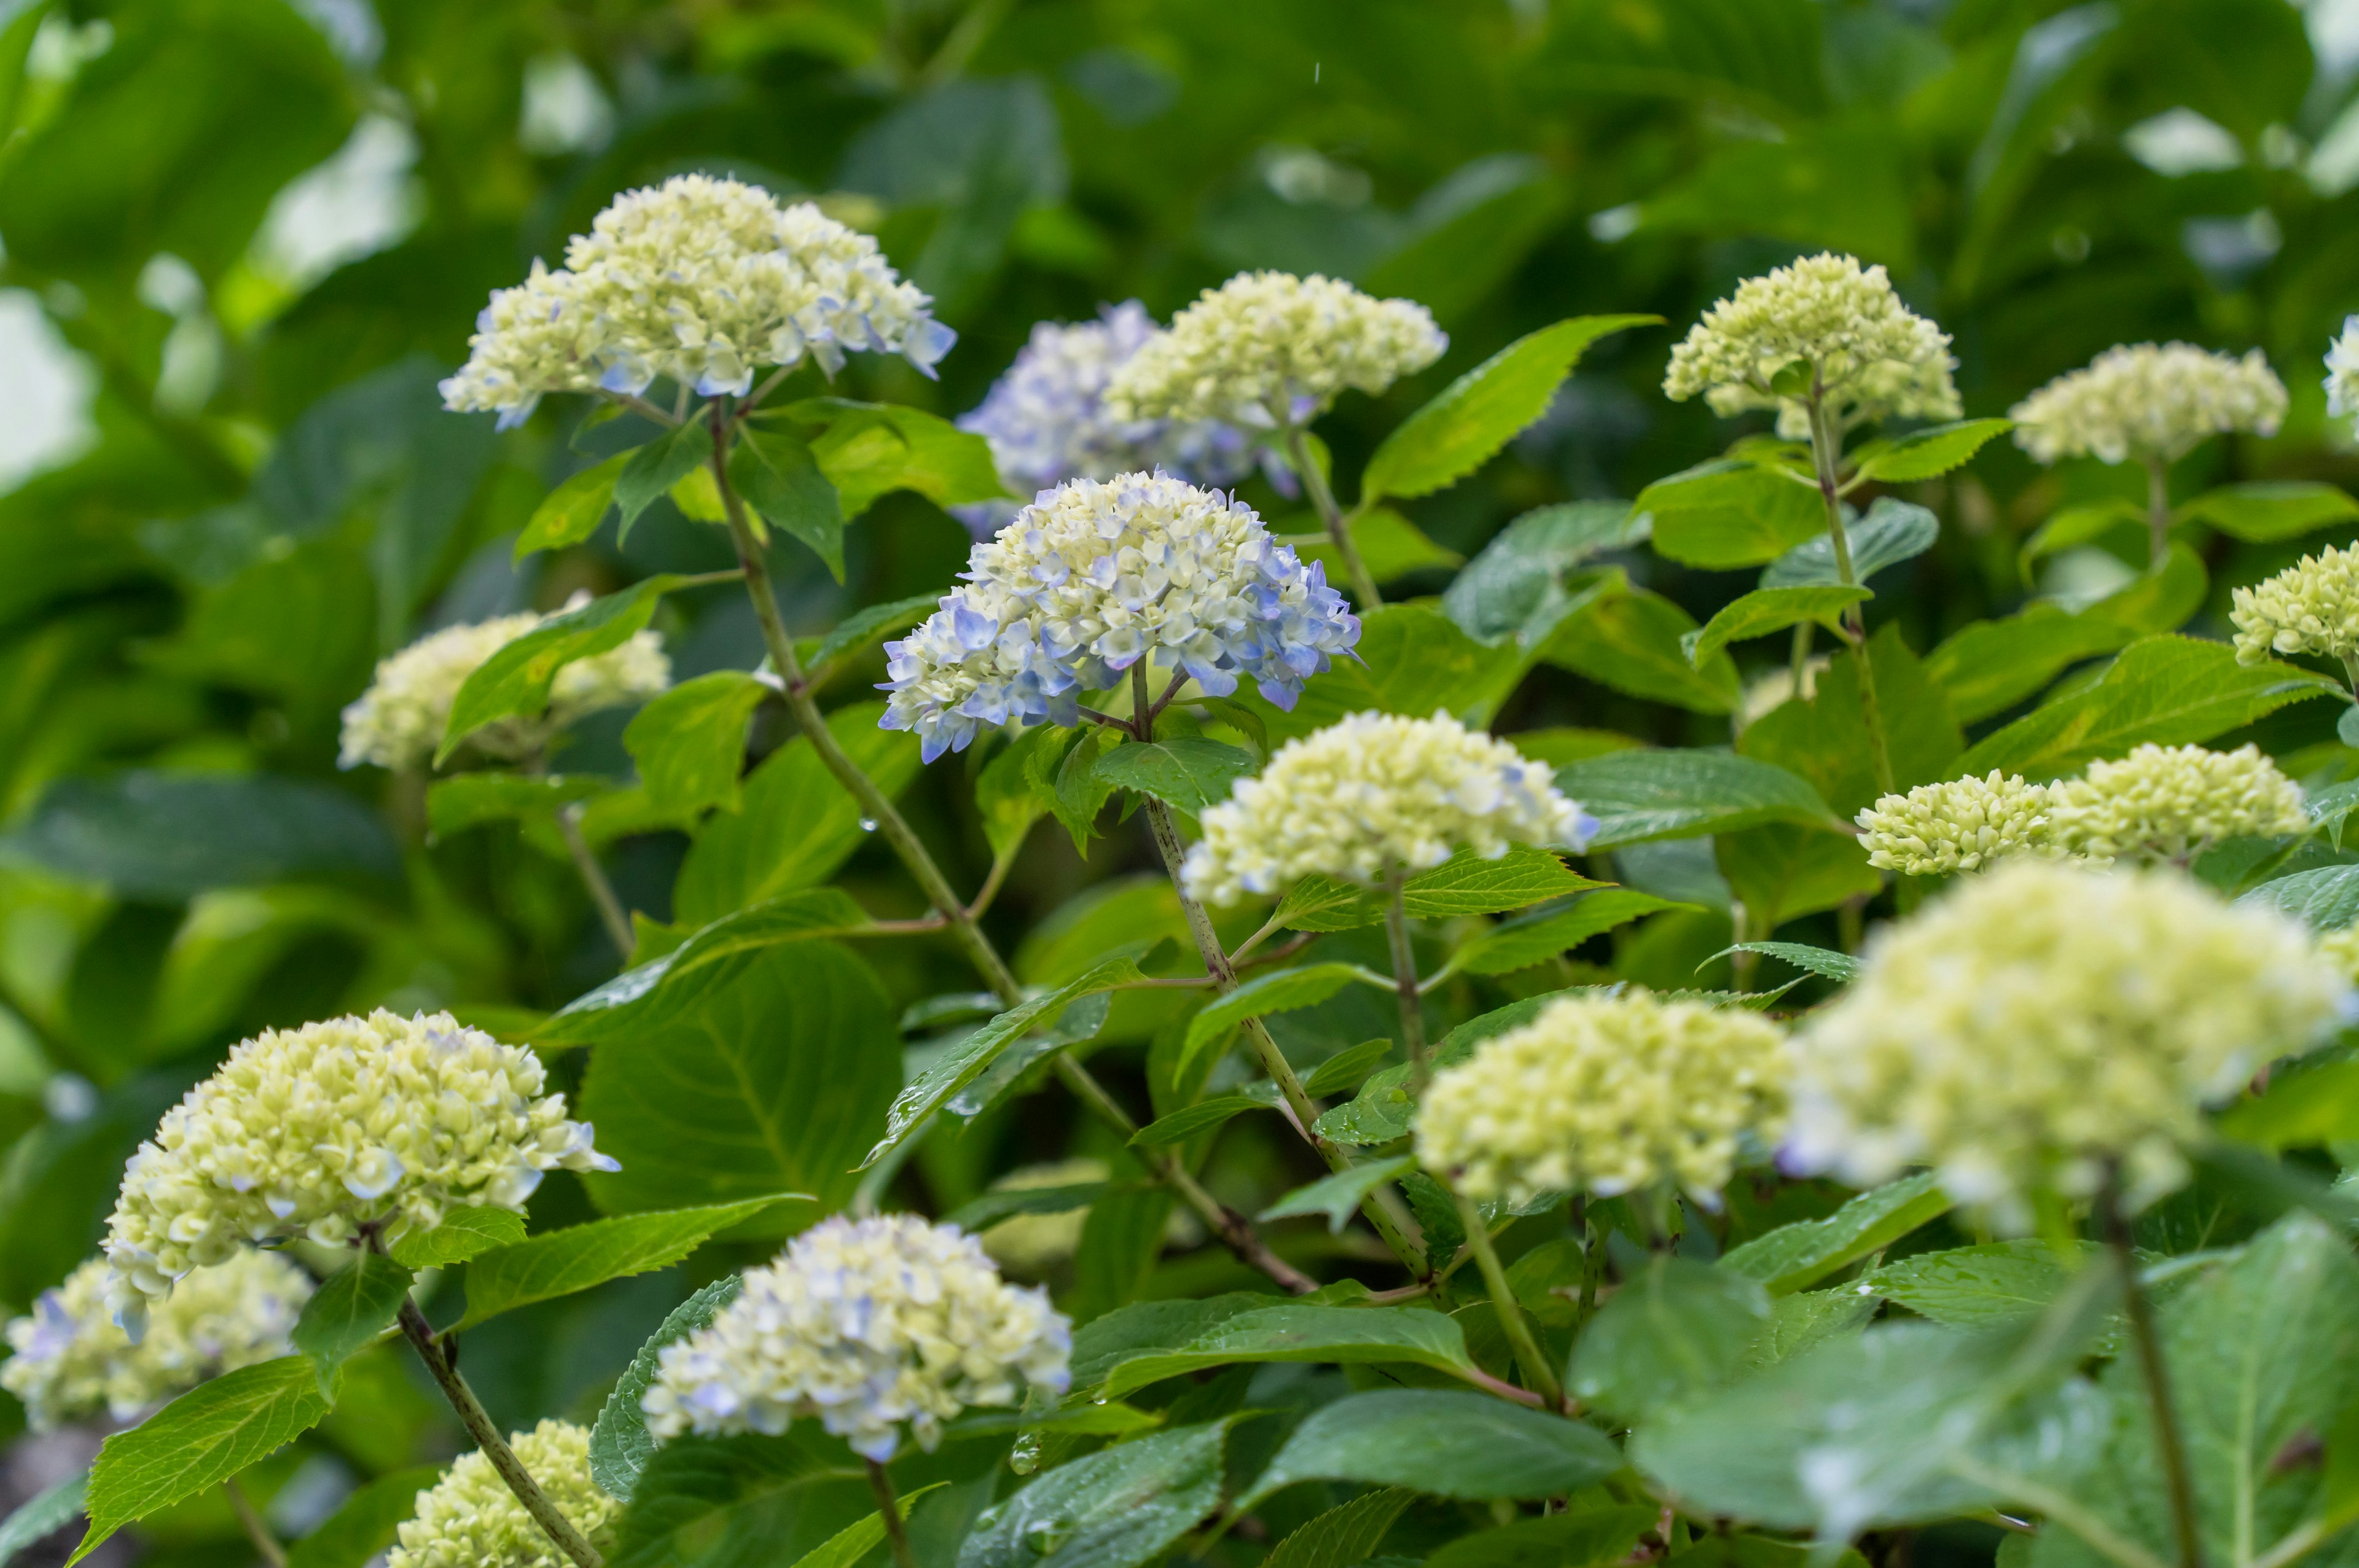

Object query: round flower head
[1417,989,1790,1206]
[339,600,670,772]
[1663,254,1957,432]
[103,1011,616,1335]
[2318,922,2359,984]
[440,174,953,427]
[2047,743,2306,867]
[1179,710,1594,905]
[2328,317,2359,421]
[2009,343,2287,467]
[640,1214,1071,1462]
[2231,543,2359,665]
[1106,271,1446,429]
[1856,772,2054,875]
[388,1419,620,1568]
[879,472,1358,760]
[1788,860,2352,1229]
[3,1252,311,1429]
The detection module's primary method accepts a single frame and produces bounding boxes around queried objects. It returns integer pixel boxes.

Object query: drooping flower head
[2231,543,2359,665]
[1856,773,2055,875]
[388,1419,621,1568]
[339,599,670,772]
[2328,317,2359,421]
[1106,271,1446,429]
[2047,743,2306,866]
[440,174,953,427]
[1787,860,2351,1230]
[1663,254,1958,434]
[1179,710,1594,905]
[1417,990,1790,1207]
[103,1011,615,1335]
[2009,342,2287,467]
[879,472,1358,760]
[3,1252,311,1429]
[641,1214,1071,1462]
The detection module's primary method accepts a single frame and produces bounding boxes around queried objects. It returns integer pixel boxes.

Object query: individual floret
[879,472,1358,760]
[2231,544,2359,666]
[2047,743,2306,866]
[103,1011,615,1334]
[1856,773,2054,875]
[1106,271,1446,429]
[1417,989,1790,1206]
[1786,860,2350,1229]
[2009,343,2287,467]
[1180,710,1594,904]
[2328,317,2359,421]
[388,1419,620,1568]
[338,600,670,772]
[2,1252,311,1429]
[640,1214,1070,1461]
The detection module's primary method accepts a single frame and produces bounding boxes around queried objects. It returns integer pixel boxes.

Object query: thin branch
[599,388,683,427]
[224,1478,287,1568]
[1078,705,1138,736]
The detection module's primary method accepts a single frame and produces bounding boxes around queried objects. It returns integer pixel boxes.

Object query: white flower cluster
[879,472,1358,760]
[2009,342,2287,466]
[2047,743,2306,867]
[1788,860,2350,1228]
[440,174,953,428]
[1417,990,1790,1206]
[338,601,670,772]
[641,1214,1070,1462]
[103,1011,614,1333]
[1180,710,1594,904]
[2,1252,311,1429]
[1856,771,2055,875]
[2329,317,2359,420]
[1663,254,1958,432]
[2231,543,2359,665]
[1106,271,1446,429]
[388,1419,622,1568]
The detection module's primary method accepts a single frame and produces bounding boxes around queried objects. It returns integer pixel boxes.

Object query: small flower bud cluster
[1788,861,2350,1230]
[2046,743,2306,866]
[2,1252,311,1429]
[2328,317,2359,420]
[388,1419,621,1568]
[1417,990,1790,1205]
[441,174,953,428]
[2231,543,2359,665]
[1181,711,1591,903]
[338,601,670,772]
[103,1012,614,1333]
[880,473,1358,760]
[2009,342,2287,466]
[641,1214,1070,1462]
[1106,271,1446,429]
[1663,254,1957,429]
[1856,772,2056,875]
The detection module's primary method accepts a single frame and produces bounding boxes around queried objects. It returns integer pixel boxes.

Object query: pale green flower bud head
[2230,542,2359,665]
[2319,922,2359,984]
[1789,860,2351,1231]
[1664,254,1957,427]
[2,1252,311,1430]
[1417,989,1790,1206]
[2328,316,2359,420]
[1105,271,1446,429]
[1855,771,2054,875]
[388,1419,620,1568]
[2009,341,2286,466]
[1178,709,1594,905]
[2048,743,2306,867]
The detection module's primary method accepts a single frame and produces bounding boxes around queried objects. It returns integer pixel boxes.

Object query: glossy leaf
[0,1473,85,1568]
[1567,1257,1772,1421]
[806,593,941,682]
[0,772,402,897]
[730,426,847,579]
[1278,846,1600,932]
[1180,963,1369,1067]
[292,1250,415,1396]
[460,1196,792,1329]
[386,1206,527,1269]
[1555,749,1841,848]
[1258,1156,1415,1233]
[591,1274,745,1502]
[424,773,609,839]
[958,1421,1229,1568]
[624,671,766,815]
[1545,588,1742,714]
[515,453,629,558]
[1240,1390,1623,1505]
[1759,498,1939,589]
[1423,1509,1659,1568]
[1853,418,2013,483]
[1129,1093,1273,1150]
[1098,1304,1480,1398]
[1261,1488,1415,1568]
[1443,501,1650,646]
[438,575,694,763]
[789,398,1009,518]
[1457,888,1695,975]
[1683,585,1870,666]
[1718,1174,1949,1293]
[2176,480,2359,542]
[1718,942,1860,983]
[1093,737,1255,814]
[614,422,716,542]
[1639,459,1826,569]
[545,888,876,1042]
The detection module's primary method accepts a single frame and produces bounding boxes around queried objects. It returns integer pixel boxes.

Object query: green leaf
[1042,726,1119,854]
[285,1464,445,1568]
[0,771,401,899]
[614,422,716,543]
[1544,587,1742,713]
[1684,585,1871,668]
[1279,847,1602,932]
[1362,315,1657,502]
[291,1250,415,1397]
[1555,749,1841,848]
[1864,1241,2095,1331]
[2216,1050,2359,1150]
[424,773,610,840]
[1716,825,1881,932]
[1924,560,2206,726]
[546,888,876,1042]
[1458,889,1696,975]
[1302,1037,1394,1097]
[460,1196,792,1330]
[1287,507,1465,587]
[1423,1509,1661,1568]
[1068,1295,1275,1389]
[1443,501,1651,647]
[1718,1174,1949,1293]
[613,1430,856,1568]
[437,575,692,765]
[591,1274,745,1502]
[625,671,766,815]
[1250,604,1525,742]
[1760,498,1939,589]
[1853,419,2014,483]
[1261,1488,1416,1568]
[788,1483,945,1568]
[1739,626,1962,819]
[1719,942,1861,983]
[1098,1304,1479,1399]
[0,1472,85,1568]
[788,398,1010,518]
[2176,480,2359,541]
[1129,1093,1273,1150]
[386,1206,527,1269]
[1258,1157,1416,1233]
[942,1182,1108,1232]
[2018,499,2146,579]
[1565,1257,1772,1422]
[807,593,941,683]
[71,1357,334,1564]
[1239,1390,1624,1506]
[1093,738,1255,814]
[2237,866,2359,930]
[1180,964,1369,1069]
[960,1421,1229,1568]
[730,427,847,580]
[976,727,1058,864]
[1639,459,1826,569]
[515,453,630,559]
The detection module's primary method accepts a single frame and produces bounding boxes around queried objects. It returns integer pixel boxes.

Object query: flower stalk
[1455,1192,1565,1410]
[866,1461,922,1568]
[1804,388,1896,797]
[1283,425,1380,608]
[2098,1174,2201,1568]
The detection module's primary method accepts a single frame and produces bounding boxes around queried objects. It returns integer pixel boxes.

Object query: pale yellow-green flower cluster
[1179,710,1594,905]
[1417,990,1790,1206]
[2046,743,2306,866]
[2,1252,311,1429]
[103,1011,614,1333]
[2317,923,2359,984]
[1662,254,1958,433]
[1856,772,2055,875]
[1106,271,1446,429]
[641,1214,1071,1462]
[388,1419,621,1568]
[1735,655,1830,730]
[2328,318,2359,420]
[2009,342,2287,466]
[2231,543,2359,665]
[338,600,670,772]
[1788,860,2350,1228]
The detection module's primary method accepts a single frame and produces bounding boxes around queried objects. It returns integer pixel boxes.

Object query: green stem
[2143,453,2174,568]
[1788,619,1813,694]
[225,1477,286,1568]
[1457,1192,1567,1410]
[1284,425,1380,608]
[1805,391,1895,797]
[1382,876,1429,1096]
[865,1460,921,1568]
[1576,1205,1605,1331]
[2099,1177,2201,1568]
[557,805,635,959]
